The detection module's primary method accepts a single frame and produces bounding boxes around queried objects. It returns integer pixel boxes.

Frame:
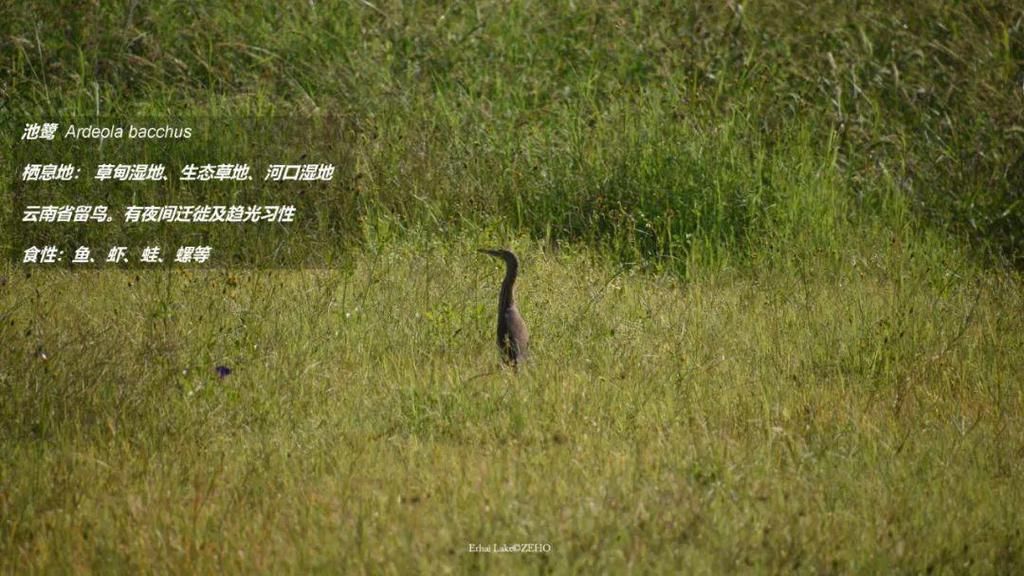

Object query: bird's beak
[477,248,501,258]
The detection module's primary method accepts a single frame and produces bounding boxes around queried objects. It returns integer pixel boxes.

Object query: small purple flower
[215,365,232,378]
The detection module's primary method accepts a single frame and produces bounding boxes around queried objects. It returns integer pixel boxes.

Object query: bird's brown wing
[504,308,529,362]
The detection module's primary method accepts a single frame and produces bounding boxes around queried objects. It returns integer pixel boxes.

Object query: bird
[478,248,529,367]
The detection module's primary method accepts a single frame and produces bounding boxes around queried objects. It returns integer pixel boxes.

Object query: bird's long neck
[499,260,518,311]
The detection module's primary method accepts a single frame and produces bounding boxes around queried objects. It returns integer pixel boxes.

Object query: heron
[478,248,529,367]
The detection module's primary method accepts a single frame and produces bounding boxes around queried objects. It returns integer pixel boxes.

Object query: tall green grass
[2,0,1021,265]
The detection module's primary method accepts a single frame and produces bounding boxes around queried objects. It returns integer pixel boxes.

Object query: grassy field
[2,1,1023,573]
[2,233,1022,573]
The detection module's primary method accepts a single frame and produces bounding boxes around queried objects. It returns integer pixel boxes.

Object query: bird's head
[477,248,519,269]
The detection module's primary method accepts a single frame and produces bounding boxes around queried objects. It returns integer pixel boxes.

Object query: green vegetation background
[1,1,1022,573]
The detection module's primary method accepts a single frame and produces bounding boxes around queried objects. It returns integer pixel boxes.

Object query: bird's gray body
[479,249,529,366]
